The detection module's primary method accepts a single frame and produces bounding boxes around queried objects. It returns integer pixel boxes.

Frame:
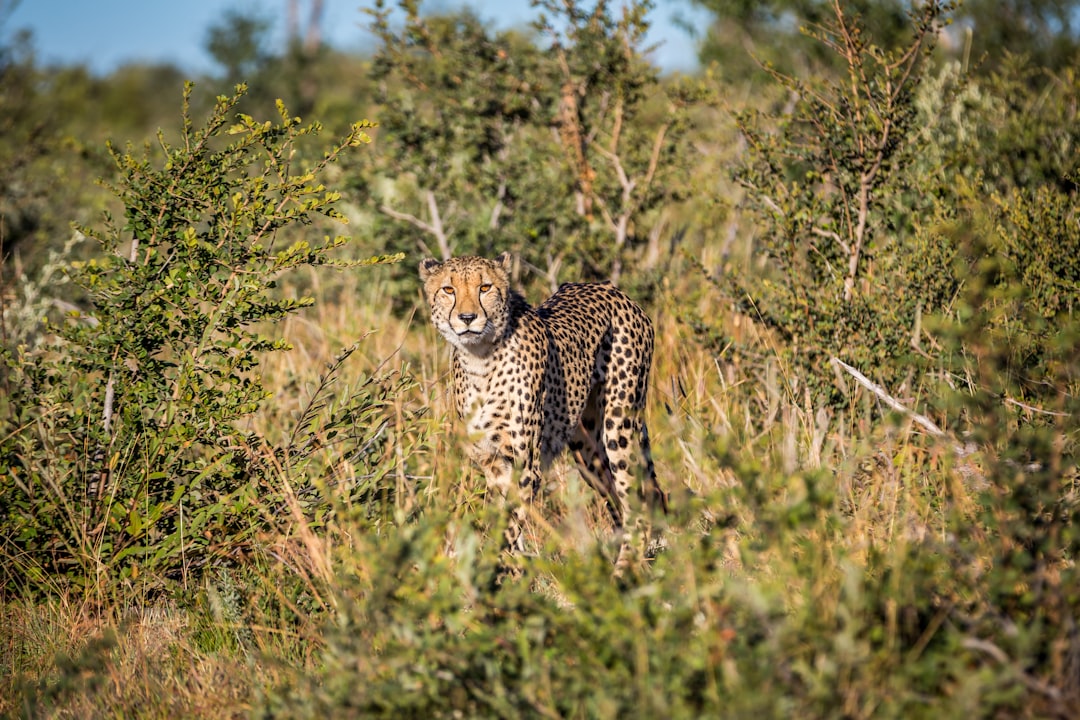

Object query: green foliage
[0,40,108,275]
[0,39,199,281]
[987,185,1080,326]
[16,627,118,719]
[691,0,914,80]
[721,0,956,404]
[924,206,1080,714]
[362,0,712,285]
[364,2,555,264]
[691,0,1080,77]
[3,2,1080,717]
[969,58,1080,194]
[0,83,406,596]
[952,0,1080,73]
[255,458,1051,719]
[204,8,273,86]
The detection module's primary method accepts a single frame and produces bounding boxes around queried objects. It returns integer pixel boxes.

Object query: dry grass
[1,253,1006,718]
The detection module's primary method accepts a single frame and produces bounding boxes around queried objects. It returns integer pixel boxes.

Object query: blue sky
[5,0,707,75]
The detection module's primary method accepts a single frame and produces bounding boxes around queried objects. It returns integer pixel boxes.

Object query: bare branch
[608,95,623,154]
[425,190,451,260]
[759,193,785,217]
[592,142,634,196]
[103,375,115,435]
[1005,397,1072,418]
[304,0,324,54]
[811,226,851,255]
[379,191,451,260]
[379,204,437,235]
[830,357,947,438]
[592,193,619,235]
[642,120,671,192]
[962,637,1063,703]
[490,179,507,230]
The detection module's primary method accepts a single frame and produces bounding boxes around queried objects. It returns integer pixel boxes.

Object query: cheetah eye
[479,283,492,293]
[442,286,455,296]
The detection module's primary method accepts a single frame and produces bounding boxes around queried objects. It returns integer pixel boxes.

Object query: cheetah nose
[458,313,478,324]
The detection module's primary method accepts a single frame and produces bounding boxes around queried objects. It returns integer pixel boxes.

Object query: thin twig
[962,637,1063,703]
[379,197,450,260]
[592,142,634,196]
[641,120,671,191]
[1004,397,1071,418]
[103,376,115,435]
[378,205,433,232]
[425,190,450,260]
[489,179,507,230]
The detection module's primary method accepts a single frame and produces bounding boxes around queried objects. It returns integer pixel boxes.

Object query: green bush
[3,4,1079,718]
[256,463,1033,719]
[716,0,957,406]
[361,0,712,287]
[0,83,406,597]
[928,204,1080,714]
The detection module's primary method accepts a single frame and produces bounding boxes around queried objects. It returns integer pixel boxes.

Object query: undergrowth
[2,2,1079,718]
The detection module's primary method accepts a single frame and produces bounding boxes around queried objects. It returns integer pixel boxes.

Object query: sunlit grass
[2,250,1069,718]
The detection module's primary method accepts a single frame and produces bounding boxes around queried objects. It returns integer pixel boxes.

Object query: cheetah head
[419,252,513,354]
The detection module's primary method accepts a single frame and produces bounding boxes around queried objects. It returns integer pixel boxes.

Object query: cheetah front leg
[465,417,540,558]
[476,454,539,556]
[464,376,544,562]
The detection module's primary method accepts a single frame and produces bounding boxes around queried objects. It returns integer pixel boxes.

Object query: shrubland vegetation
[1,0,1078,716]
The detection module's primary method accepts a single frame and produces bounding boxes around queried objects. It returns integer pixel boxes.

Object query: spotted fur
[419,252,667,563]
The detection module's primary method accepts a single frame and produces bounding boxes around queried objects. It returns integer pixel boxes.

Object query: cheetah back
[536,282,655,463]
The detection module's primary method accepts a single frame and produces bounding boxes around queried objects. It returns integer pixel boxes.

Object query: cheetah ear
[419,258,441,281]
[495,251,513,274]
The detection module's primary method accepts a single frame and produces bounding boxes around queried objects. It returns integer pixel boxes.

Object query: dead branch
[1004,397,1072,418]
[962,637,1064,703]
[811,226,851,255]
[642,120,671,191]
[379,190,451,260]
[489,179,507,230]
[425,190,450,259]
[830,357,946,438]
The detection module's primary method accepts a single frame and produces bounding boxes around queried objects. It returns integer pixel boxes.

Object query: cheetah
[419,252,667,566]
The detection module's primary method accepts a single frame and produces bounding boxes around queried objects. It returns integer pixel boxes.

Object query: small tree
[363,0,710,285]
[725,0,956,403]
[533,0,714,284]
[205,9,273,85]
[365,2,552,265]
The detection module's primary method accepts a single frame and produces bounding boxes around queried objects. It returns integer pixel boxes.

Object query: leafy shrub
[719,0,957,406]
[926,204,1080,714]
[361,0,712,287]
[257,456,1045,719]
[0,83,406,597]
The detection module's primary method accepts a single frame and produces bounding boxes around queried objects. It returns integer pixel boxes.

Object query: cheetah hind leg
[605,414,669,574]
[570,385,669,574]
[638,420,668,515]
[570,423,622,528]
[572,393,649,573]
[571,391,624,529]
[600,393,668,574]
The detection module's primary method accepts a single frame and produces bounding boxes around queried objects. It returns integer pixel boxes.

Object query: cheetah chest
[452,331,545,463]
